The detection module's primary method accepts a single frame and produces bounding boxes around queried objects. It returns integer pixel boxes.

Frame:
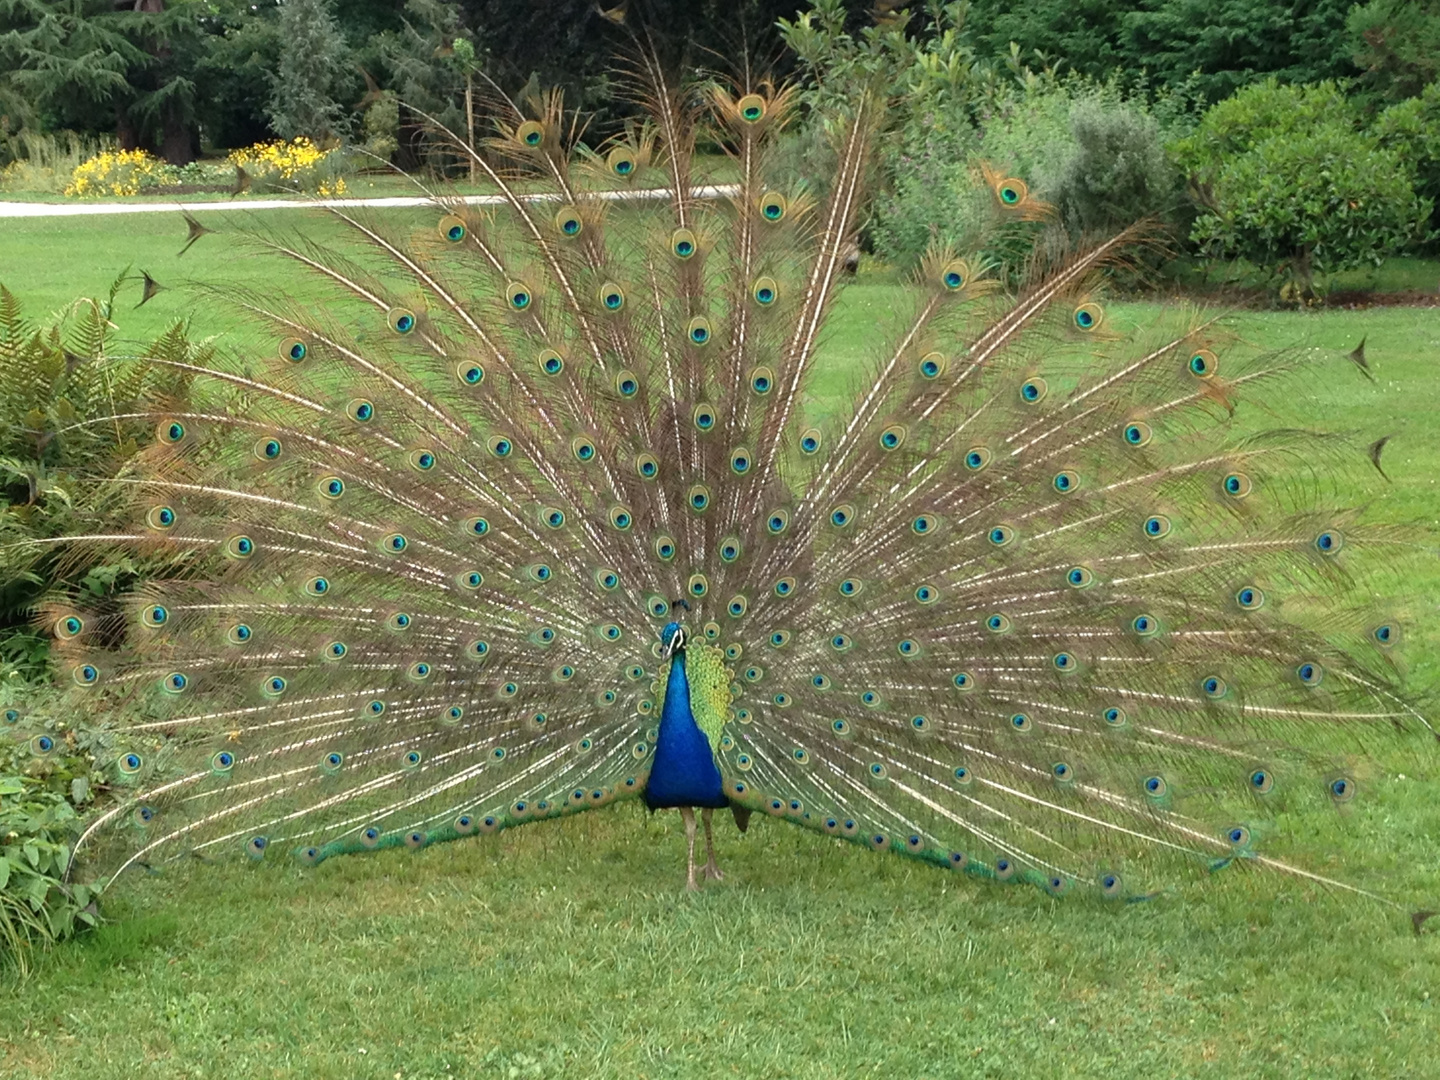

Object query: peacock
[11,62,1438,917]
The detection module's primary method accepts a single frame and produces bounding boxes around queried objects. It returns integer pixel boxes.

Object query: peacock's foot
[686,874,701,892]
[704,860,724,881]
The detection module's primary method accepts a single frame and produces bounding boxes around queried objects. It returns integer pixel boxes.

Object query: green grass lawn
[2,211,1440,1079]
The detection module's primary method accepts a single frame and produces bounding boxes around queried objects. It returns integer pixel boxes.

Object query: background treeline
[0,0,1432,163]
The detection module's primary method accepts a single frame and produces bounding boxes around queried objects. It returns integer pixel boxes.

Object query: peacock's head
[661,621,686,658]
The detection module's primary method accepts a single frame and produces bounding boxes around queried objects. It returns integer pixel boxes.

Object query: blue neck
[643,650,727,809]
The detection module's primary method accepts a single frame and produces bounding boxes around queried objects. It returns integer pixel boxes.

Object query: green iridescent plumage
[12,64,1436,914]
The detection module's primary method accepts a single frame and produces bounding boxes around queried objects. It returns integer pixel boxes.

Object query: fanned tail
[9,64,1433,916]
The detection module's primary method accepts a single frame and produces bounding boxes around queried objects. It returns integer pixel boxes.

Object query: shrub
[1050,97,1179,234]
[1375,82,1440,240]
[227,137,349,195]
[1174,80,1432,293]
[0,772,98,978]
[63,148,169,197]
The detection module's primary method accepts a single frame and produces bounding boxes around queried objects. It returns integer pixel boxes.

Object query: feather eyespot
[1122,421,1152,447]
[737,93,766,123]
[607,147,637,176]
[671,228,697,258]
[1072,302,1104,330]
[439,214,467,242]
[554,207,582,236]
[940,259,969,291]
[1223,472,1252,498]
[994,177,1027,206]
[919,351,946,378]
[598,282,625,311]
[1020,378,1047,404]
[635,452,659,479]
[1235,586,1265,610]
[879,424,906,451]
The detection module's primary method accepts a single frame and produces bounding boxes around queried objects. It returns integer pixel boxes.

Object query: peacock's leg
[701,808,724,881]
[680,807,700,891]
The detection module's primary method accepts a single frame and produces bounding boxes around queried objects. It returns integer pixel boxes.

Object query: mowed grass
[2,211,1440,1078]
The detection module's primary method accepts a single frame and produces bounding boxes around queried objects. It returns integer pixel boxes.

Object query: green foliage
[1349,0,1440,103]
[0,0,210,164]
[1175,80,1432,293]
[1376,82,1440,238]
[0,129,109,190]
[960,0,1360,103]
[265,0,352,144]
[375,0,472,167]
[1047,96,1179,236]
[0,277,204,676]
[360,89,400,165]
[780,0,1060,266]
[0,772,97,979]
[191,0,284,152]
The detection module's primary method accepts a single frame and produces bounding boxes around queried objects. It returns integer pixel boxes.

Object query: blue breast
[643,651,728,809]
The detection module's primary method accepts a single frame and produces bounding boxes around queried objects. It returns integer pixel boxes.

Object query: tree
[266,0,353,144]
[1349,0,1440,104]
[0,0,207,163]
